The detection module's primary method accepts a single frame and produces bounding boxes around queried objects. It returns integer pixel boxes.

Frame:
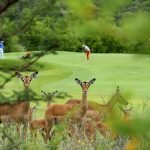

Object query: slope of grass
[39,52,150,101]
[0,51,150,104]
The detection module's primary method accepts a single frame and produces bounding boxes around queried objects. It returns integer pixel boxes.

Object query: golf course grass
[0,51,150,141]
[0,51,150,105]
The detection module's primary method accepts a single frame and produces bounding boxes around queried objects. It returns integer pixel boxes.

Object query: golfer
[82,44,91,60]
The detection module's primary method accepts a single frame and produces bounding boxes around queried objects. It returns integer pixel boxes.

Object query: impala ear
[119,106,124,112]
[41,90,44,94]
[89,78,96,84]
[116,86,120,92]
[31,71,38,78]
[51,91,58,96]
[54,91,58,94]
[15,71,22,78]
[41,90,47,96]
[75,78,81,84]
[48,92,51,96]
[127,106,133,112]
[32,103,38,110]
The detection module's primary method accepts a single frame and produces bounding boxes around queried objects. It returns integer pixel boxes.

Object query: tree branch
[0,52,45,89]
[0,0,18,14]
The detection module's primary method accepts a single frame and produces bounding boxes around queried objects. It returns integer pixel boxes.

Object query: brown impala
[0,71,38,138]
[44,78,96,142]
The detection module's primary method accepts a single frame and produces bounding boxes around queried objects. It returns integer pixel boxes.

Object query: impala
[44,78,96,142]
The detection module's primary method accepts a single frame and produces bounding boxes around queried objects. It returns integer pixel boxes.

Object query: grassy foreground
[0,52,150,150]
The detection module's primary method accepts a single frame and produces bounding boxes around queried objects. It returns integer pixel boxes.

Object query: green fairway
[0,51,150,104]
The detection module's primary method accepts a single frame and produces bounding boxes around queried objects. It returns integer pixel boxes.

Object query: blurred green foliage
[0,0,149,53]
[0,89,40,103]
[0,58,51,72]
[0,1,150,149]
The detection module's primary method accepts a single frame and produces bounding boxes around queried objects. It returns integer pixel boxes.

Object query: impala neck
[107,94,117,106]
[81,92,87,105]
[80,91,88,117]
[47,99,51,106]
[24,88,30,101]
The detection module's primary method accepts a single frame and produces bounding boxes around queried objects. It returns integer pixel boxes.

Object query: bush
[59,35,82,52]
[6,36,26,53]
[59,34,128,53]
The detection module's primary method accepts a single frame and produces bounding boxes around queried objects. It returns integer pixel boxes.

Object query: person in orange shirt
[82,45,91,60]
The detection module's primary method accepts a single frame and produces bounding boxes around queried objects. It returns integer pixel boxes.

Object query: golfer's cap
[82,45,85,47]
[1,41,4,43]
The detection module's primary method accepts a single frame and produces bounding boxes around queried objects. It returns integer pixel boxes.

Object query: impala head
[119,106,133,118]
[75,78,96,94]
[41,90,58,102]
[32,103,38,111]
[117,86,128,105]
[110,86,128,106]
[27,104,38,121]
[48,91,58,98]
[15,71,38,88]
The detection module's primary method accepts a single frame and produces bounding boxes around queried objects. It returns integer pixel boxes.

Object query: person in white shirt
[0,41,4,59]
[82,44,91,60]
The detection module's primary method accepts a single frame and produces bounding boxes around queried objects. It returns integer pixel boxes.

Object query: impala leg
[31,130,36,141]
[30,129,34,140]
[23,122,28,139]
[45,126,50,143]
[45,120,54,143]
[49,129,55,140]
[16,123,20,139]
[39,128,46,143]
[34,131,37,140]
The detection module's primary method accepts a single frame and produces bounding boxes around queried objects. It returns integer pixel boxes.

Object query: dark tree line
[0,0,149,54]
